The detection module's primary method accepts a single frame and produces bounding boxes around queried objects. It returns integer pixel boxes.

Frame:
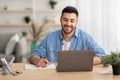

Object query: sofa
[0,33,27,63]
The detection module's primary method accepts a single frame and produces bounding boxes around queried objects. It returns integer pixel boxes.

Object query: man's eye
[71,20,74,23]
[63,19,68,22]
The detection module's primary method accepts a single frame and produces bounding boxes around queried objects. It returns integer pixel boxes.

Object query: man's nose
[66,21,71,26]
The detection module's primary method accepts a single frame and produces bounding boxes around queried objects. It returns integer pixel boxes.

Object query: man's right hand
[30,55,50,68]
[36,58,50,68]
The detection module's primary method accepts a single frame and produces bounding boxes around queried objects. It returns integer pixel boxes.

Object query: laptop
[56,50,94,72]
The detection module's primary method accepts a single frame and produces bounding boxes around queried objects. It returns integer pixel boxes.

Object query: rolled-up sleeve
[86,35,105,58]
[30,37,48,58]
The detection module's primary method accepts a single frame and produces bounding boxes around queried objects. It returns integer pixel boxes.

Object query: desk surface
[0,63,120,80]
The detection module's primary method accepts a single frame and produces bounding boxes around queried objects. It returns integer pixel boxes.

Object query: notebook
[56,50,94,72]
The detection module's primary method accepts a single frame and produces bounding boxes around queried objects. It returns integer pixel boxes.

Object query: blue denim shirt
[31,27,105,62]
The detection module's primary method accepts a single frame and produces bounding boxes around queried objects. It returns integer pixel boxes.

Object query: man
[30,6,105,68]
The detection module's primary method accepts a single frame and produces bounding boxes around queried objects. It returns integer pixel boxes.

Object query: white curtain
[76,0,120,53]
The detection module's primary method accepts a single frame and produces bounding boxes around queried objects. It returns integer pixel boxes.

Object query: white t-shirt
[62,40,71,50]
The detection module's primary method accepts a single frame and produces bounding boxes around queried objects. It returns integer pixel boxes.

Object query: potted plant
[102,51,120,75]
[49,0,57,9]
[30,20,52,52]
[24,16,31,23]
[21,31,27,37]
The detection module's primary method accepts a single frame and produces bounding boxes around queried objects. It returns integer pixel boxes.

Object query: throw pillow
[5,34,19,55]
[15,37,27,62]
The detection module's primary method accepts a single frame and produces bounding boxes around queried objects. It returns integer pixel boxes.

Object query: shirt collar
[74,27,79,38]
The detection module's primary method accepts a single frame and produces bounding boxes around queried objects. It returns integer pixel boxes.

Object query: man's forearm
[30,55,41,65]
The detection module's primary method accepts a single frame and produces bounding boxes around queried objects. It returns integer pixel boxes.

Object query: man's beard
[62,25,75,34]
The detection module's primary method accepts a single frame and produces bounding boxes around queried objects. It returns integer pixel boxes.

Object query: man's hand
[93,56,101,65]
[30,55,50,68]
[36,58,50,68]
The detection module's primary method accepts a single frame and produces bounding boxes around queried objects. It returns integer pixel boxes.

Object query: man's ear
[77,19,78,23]
[76,17,78,24]
[60,16,62,23]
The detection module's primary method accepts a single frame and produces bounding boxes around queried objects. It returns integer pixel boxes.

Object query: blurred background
[0,0,120,54]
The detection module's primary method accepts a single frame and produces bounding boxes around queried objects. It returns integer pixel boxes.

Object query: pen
[10,57,15,64]
[42,57,50,65]
[43,57,46,59]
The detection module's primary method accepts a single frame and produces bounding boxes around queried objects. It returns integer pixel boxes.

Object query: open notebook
[25,63,56,70]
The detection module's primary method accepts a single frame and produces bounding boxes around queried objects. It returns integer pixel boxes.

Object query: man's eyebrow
[63,17,75,20]
[63,17,68,20]
[71,19,75,21]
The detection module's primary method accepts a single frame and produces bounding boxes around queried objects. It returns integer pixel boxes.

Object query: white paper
[25,63,56,70]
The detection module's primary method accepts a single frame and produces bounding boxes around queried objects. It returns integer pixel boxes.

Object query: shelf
[0,9,33,13]
[0,23,60,27]
[0,23,31,27]
[0,9,61,13]
[48,23,61,26]
[36,9,61,13]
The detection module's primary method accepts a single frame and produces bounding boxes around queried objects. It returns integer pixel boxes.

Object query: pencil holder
[2,63,12,75]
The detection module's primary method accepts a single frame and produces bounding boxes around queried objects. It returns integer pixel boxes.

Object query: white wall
[76,0,120,53]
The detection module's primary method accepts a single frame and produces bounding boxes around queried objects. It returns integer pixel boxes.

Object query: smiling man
[30,6,105,68]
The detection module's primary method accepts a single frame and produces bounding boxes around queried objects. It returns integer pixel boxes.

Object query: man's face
[60,13,78,34]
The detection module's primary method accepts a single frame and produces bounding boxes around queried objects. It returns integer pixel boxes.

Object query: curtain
[76,0,120,53]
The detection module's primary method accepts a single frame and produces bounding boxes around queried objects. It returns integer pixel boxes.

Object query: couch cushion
[5,34,19,55]
[15,37,27,62]
[0,33,14,53]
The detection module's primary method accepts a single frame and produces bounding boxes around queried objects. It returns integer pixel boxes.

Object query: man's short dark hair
[62,6,79,17]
